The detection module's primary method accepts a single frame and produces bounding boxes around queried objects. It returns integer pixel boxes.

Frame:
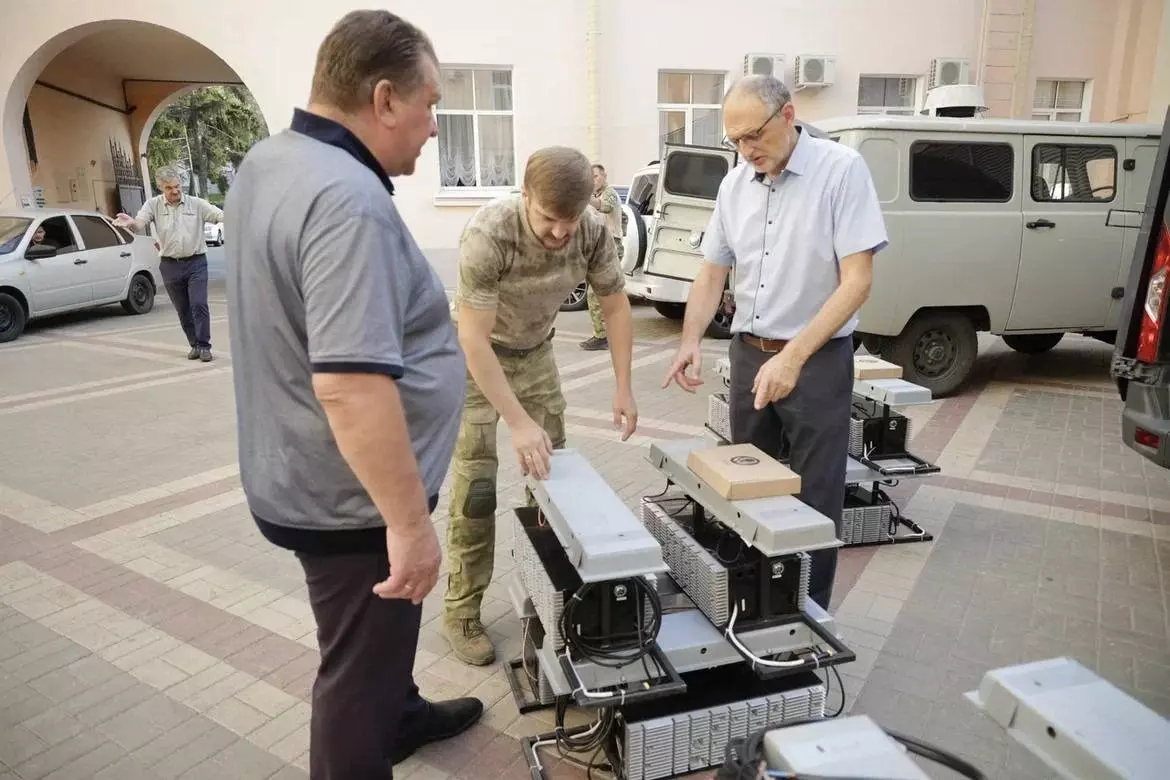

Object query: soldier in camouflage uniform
[581,164,625,351]
[446,147,639,665]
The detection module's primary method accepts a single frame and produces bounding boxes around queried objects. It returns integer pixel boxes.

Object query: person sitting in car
[30,226,52,247]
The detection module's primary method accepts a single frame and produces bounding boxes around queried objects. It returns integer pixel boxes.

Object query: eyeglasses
[723,103,786,149]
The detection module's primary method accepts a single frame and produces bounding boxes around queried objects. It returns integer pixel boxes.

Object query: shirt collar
[752,125,810,184]
[289,108,395,196]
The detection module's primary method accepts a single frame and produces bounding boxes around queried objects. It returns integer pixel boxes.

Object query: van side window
[1031,144,1117,203]
[909,141,1014,202]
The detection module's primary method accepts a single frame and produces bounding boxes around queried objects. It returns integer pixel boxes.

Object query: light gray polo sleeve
[301,211,406,379]
[832,155,889,260]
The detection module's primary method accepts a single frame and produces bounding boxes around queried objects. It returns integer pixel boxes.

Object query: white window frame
[856,74,922,116]
[656,70,728,154]
[1031,79,1091,122]
[434,65,518,204]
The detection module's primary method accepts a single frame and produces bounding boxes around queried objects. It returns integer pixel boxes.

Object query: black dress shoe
[390,697,484,764]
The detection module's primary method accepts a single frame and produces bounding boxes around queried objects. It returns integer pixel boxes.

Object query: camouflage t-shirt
[593,185,622,238]
[457,194,624,350]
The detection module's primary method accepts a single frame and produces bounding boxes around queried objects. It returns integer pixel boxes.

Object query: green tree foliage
[145,86,267,197]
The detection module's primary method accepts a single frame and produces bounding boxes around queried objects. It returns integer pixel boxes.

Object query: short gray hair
[725,75,792,113]
[155,167,181,186]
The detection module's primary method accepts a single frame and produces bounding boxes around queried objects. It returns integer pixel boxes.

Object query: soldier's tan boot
[444,615,496,666]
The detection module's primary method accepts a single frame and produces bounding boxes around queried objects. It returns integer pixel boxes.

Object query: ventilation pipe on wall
[1011,0,1036,118]
[586,0,600,160]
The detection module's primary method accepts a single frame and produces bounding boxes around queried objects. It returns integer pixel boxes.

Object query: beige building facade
[2,0,1169,255]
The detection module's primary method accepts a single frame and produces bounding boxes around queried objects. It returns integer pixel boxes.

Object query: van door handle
[120,252,132,257]
[73,259,88,265]
[1026,219,1056,229]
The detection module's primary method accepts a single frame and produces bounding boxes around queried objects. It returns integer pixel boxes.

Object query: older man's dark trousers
[296,549,422,780]
[727,334,853,610]
[159,255,210,349]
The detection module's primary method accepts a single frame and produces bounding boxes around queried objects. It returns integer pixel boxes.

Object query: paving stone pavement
[1,287,1168,779]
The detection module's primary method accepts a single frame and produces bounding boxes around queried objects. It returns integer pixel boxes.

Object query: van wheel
[653,301,686,320]
[0,292,27,343]
[1002,333,1063,354]
[706,305,733,340]
[885,312,978,397]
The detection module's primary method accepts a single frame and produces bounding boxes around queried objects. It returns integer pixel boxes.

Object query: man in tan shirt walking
[114,167,223,361]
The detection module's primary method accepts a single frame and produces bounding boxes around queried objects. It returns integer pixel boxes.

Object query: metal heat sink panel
[642,498,810,629]
[512,513,568,651]
[622,681,827,780]
[642,498,730,627]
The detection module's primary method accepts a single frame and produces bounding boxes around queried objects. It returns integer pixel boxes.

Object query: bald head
[724,75,792,114]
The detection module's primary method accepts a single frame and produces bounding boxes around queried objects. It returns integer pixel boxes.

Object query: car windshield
[628,173,658,215]
[0,217,33,255]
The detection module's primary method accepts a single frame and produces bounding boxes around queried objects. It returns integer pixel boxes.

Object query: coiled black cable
[559,577,663,668]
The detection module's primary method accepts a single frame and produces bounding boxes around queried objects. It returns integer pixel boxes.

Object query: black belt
[160,253,205,262]
[491,329,555,358]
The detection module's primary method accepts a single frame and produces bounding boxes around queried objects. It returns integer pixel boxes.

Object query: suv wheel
[885,312,978,397]
[560,282,588,312]
[653,301,686,320]
[0,292,28,343]
[1002,333,1063,354]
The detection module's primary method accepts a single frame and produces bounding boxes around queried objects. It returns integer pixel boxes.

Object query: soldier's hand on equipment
[373,520,441,605]
[613,389,638,441]
[510,416,554,479]
[662,342,703,393]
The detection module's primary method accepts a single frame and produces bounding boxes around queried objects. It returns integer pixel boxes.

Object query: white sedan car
[204,220,224,247]
[0,207,161,343]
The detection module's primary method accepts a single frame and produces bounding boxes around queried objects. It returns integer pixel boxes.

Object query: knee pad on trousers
[463,478,497,518]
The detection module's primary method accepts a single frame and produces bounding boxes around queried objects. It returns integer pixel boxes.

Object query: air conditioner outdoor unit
[793,55,836,90]
[929,58,971,88]
[743,53,785,79]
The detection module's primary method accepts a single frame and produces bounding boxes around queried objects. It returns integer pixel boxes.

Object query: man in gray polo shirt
[225,11,480,778]
[664,75,887,611]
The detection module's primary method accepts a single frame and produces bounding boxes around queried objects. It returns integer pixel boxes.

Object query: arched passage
[1,19,270,216]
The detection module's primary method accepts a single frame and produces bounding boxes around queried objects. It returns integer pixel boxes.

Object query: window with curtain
[857,76,918,115]
[657,71,726,156]
[437,68,516,188]
[1032,80,1088,122]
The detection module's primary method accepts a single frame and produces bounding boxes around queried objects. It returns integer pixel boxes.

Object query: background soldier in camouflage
[581,163,624,351]
[446,147,639,665]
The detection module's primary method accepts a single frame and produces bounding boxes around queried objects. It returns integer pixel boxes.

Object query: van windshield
[0,217,32,255]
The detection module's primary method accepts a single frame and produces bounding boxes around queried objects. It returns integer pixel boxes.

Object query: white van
[622,117,1163,395]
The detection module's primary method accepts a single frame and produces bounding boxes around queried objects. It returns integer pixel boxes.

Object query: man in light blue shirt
[663,75,888,610]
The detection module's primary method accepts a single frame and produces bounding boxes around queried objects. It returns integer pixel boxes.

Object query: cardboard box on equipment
[686,444,801,500]
[854,355,903,380]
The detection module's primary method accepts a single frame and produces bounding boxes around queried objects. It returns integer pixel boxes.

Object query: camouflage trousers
[445,340,566,620]
[586,237,624,339]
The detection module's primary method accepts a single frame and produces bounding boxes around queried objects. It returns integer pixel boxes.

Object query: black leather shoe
[187,346,200,360]
[199,348,213,363]
[390,697,484,764]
